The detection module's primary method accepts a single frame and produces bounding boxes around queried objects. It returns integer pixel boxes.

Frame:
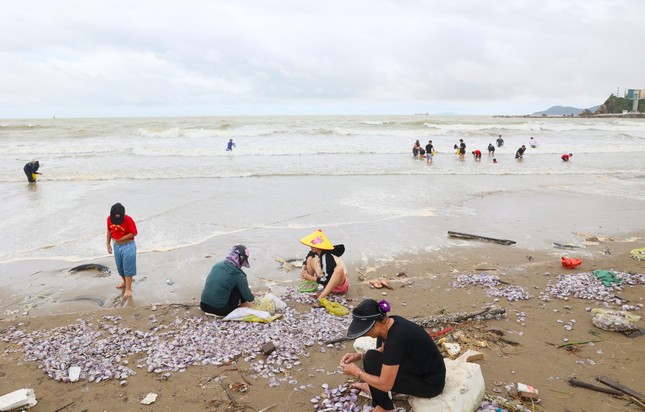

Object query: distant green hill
[532,105,600,116]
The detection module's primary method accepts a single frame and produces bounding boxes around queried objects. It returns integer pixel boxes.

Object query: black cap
[110,203,125,225]
[346,299,384,339]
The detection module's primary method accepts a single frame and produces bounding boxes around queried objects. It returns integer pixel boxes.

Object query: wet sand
[1,232,644,411]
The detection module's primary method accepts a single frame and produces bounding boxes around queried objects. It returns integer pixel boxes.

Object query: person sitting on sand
[200,245,255,316]
[106,203,138,299]
[472,149,481,161]
[339,299,446,411]
[412,140,422,157]
[23,160,42,183]
[515,145,526,159]
[299,229,349,304]
[561,153,573,161]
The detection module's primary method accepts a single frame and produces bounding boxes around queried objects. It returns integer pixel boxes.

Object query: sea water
[1,115,644,270]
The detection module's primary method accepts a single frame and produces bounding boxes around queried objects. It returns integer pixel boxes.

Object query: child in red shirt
[106,203,138,298]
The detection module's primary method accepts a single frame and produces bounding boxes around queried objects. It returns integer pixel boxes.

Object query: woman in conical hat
[299,229,349,303]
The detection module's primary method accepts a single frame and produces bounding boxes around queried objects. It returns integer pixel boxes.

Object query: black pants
[23,166,35,182]
[364,350,444,410]
[200,287,246,316]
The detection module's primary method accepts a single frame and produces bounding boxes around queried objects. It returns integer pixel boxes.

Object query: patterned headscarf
[225,244,250,268]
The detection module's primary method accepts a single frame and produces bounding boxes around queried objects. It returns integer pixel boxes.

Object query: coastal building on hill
[624,89,643,112]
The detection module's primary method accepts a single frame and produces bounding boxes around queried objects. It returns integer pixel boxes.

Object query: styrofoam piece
[409,358,484,412]
[69,366,81,382]
[353,336,377,354]
[0,389,38,411]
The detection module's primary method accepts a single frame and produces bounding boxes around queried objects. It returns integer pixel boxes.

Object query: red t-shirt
[107,215,138,240]
[474,150,481,156]
[561,154,570,161]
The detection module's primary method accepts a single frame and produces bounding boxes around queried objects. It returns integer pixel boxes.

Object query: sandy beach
[1,228,644,411]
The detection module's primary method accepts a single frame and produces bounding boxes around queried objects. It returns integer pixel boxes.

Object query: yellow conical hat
[299,229,334,250]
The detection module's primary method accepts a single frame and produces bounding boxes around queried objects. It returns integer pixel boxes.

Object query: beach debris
[68,263,111,275]
[451,274,530,301]
[165,278,174,285]
[68,366,81,382]
[320,298,349,316]
[568,378,624,396]
[141,392,158,405]
[440,341,461,358]
[413,306,507,328]
[275,257,298,271]
[477,394,536,412]
[553,241,584,249]
[561,256,582,269]
[591,309,641,332]
[456,349,484,362]
[596,375,645,402]
[516,382,540,402]
[541,271,645,305]
[261,342,276,356]
[630,247,645,261]
[0,388,38,411]
[448,231,516,245]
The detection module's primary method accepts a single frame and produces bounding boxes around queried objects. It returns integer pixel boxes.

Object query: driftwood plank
[596,375,645,401]
[448,231,516,245]
[568,378,623,396]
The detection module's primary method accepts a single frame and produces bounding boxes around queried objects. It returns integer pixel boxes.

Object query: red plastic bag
[561,256,582,269]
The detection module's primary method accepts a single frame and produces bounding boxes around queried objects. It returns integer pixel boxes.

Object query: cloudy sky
[1,0,643,118]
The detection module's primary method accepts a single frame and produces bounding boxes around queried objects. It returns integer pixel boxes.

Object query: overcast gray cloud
[1,0,643,117]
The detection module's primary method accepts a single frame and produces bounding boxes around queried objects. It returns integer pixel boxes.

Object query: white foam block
[0,389,38,411]
[408,358,484,412]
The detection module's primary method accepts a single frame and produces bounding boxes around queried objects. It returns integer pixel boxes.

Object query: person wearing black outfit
[340,299,446,411]
[515,145,526,159]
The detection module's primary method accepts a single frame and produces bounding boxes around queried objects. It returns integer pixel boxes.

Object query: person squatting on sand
[340,299,446,411]
[23,160,42,182]
[200,245,255,316]
[299,229,350,304]
[106,203,138,299]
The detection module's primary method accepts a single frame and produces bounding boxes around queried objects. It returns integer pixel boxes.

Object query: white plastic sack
[223,307,271,321]
[264,293,287,311]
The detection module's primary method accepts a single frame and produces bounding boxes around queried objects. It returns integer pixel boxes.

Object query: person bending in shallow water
[106,203,138,299]
[340,299,446,411]
[299,229,349,305]
[23,160,42,182]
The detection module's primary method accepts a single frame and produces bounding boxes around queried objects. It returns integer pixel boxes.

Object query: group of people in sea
[411,134,573,164]
[197,228,445,410]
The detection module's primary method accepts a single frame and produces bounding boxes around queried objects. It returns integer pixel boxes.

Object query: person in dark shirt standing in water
[23,160,42,182]
[515,145,526,159]
[226,139,236,151]
[487,143,495,157]
[425,140,434,164]
[496,135,504,147]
